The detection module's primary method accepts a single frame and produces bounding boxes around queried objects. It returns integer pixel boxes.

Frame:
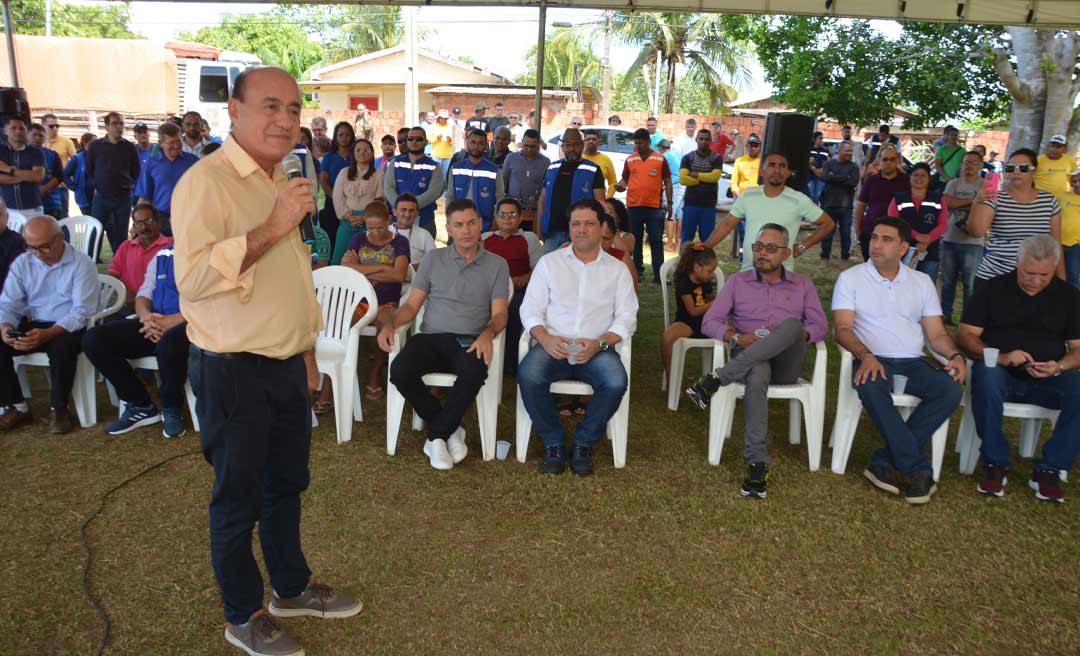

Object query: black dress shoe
[539,444,565,474]
[570,444,594,476]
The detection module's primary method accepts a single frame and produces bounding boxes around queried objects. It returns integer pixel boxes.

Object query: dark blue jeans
[853,356,962,476]
[820,206,853,259]
[1064,243,1080,289]
[518,345,628,449]
[681,204,716,243]
[542,230,569,254]
[915,258,939,286]
[91,193,132,259]
[628,206,664,279]
[971,363,1080,472]
[189,348,312,625]
[82,318,189,410]
[939,241,983,322]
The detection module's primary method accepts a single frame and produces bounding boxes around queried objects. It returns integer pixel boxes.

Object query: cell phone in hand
[455,336,474,349]
[6,329,26,339]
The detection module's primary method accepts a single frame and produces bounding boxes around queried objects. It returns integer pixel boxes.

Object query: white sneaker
[447,428,468,463]
[423,439,453,470]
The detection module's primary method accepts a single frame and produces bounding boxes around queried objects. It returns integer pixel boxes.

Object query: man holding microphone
[172,67,362,656]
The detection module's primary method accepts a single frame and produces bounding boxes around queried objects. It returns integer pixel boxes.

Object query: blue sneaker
[105,404,160,436]
[161,408,186,439]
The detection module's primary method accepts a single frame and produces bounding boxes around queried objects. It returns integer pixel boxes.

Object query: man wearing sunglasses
[687,223,828,500]
[383,126,445,239]
[0,215,97,434]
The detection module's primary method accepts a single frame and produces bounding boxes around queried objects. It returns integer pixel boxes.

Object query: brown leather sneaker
[0,406,32,431]
[48,407,75,434]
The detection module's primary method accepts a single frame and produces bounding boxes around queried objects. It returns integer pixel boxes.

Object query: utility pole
[532,0,547,133]
[404,6,418,124]
[601,10,612,123]
[2,0,18,87]
[45,0,52,36]
[652,56,661,116]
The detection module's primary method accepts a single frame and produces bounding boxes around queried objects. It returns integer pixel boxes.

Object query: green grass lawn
[1,233,1078,656]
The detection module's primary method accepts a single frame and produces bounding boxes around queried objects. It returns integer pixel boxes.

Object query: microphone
[280,153,316,245]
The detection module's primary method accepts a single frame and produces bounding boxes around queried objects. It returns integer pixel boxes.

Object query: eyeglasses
[25,237,58,255]
[497,211,520,218]
[751,242,789,254]
[1004,164,1035,173]
[131,217,158,226]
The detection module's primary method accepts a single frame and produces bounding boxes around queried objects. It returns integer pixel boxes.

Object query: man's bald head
[232,66,300,104]
[25,215,61,239]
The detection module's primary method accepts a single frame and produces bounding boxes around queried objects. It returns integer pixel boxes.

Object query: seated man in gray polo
[379,198,510,470]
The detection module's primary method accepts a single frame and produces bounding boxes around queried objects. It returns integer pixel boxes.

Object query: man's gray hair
[757,222,789,241]
[1016,234,1061,266]
[494,126,512,138]
[26,214,61,236]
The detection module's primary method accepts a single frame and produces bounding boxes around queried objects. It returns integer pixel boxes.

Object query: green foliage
[612,69,717,115]
[178,8,324,81]
[5,0,138,39]
[731,16,1008,128]
[613,12,750,113]
[517,27,602,88]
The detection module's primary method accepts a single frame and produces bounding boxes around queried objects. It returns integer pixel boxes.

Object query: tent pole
[2,0,18,87]
[533,0,546,135]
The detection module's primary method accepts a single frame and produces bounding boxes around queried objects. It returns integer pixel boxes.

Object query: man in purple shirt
[854,143,909,261]
[686,222,828,499]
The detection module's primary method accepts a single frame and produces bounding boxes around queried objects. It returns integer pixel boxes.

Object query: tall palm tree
[517,27,603,88]
[614,12,751,113]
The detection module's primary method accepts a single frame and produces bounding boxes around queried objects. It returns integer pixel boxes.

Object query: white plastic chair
[313,266,378,444]
[829,347,951,481]
[708,339,827,470]
[6,209,28,233]
[514,332,633,468]
[385,278,512,461]
[58,216,104,260]
[954,374,1060,476]
[109,356,201,432]
[14,274,125,428]
[658,255,724,410]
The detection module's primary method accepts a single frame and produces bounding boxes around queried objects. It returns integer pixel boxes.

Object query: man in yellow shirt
[582,129,617,198]
[1058,167,1080,288]
[731,134,761,197]
[429,109,455,177]
[1035,134,1073,193]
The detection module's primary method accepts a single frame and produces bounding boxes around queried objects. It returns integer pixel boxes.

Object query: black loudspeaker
[762,112,813,191]
[0,87,31,127]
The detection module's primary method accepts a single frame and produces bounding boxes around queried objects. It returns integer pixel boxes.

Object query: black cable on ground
[80,449,201,656]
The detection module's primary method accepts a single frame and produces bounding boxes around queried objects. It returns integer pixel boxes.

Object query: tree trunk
[662,56,677,114]
[995,27,1080,157]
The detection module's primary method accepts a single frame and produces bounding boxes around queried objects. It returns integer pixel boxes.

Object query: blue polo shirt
[134,151,199,214]
[0,143,45,210]
[41,146,64,211]
[320,150,353,207]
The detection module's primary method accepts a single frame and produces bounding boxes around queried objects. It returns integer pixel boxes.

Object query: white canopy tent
[4,0,1079,125]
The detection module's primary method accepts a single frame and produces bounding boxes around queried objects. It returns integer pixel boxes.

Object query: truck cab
[176,51,259,136]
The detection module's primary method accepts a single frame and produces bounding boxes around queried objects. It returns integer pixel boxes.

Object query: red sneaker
[1029,467,1065,504]
[976,463,1008,497]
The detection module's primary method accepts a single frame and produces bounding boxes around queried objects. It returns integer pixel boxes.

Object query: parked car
[543,125,733,209]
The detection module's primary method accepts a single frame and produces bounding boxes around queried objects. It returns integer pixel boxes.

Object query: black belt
[191,345,284,363]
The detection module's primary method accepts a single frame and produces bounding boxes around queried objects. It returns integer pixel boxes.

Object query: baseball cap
[452,107,461,114]
[133,122,148,131]
[1049,134,1067,145]
[475,102,488,110]
[438,109,449,119]
[747,133,761,144]
[1070,167,1080,177]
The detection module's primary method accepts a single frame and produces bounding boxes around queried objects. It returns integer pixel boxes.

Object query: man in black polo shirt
[465,103,490,137]
[956,234,1080,504]
[85,112,141,257]
[0,117,46,214]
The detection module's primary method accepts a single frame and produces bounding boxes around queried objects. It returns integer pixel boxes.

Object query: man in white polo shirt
[832,216,966,505]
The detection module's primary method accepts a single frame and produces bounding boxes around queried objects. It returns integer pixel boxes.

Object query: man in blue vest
[446,129,505,232]
[384,126,445,240]
[535,128,606,254]
[83,229,191,439]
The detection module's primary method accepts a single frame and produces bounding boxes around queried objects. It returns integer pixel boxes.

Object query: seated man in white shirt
[832,216,966,505]
[518,198,638,475]
[389,193,436,271]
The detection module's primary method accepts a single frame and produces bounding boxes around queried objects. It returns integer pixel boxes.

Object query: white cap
[1049,134,1067,145]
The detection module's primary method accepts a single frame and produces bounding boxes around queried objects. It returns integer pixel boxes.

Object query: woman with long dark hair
[318,122,356,251]
[330,138,383,265]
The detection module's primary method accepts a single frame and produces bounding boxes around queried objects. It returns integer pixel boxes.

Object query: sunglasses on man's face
[751,242,789,254]
[1004,164,1035,173]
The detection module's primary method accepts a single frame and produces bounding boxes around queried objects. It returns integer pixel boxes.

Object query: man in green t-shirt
[702,152,835,270]
[934,125,965,184]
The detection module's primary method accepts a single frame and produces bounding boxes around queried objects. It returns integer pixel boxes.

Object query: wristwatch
[599,338,610,352]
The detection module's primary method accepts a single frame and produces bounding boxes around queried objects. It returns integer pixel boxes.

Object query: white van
[176,51,260,135]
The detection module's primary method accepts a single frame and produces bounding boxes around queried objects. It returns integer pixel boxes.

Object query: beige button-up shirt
[172,136,321,358]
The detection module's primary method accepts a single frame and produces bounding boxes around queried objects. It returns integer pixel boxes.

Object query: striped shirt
[975,190,1061,280]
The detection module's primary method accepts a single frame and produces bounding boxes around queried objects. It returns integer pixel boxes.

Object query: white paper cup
[983,348,999,368]
[496,440,511,461]
[892,375,909,395]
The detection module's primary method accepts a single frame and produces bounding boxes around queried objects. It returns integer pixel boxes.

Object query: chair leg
[73,355,96,428]
[611,396,629,468]
[788,399,802,445]
[324,369,350,444]
[385,382,406,455]
[707,391,730,465]
[476,388,496,461]
[352,374,364,423]
[515,386,531,463]
[931,420,949,482]
[956,405,979,475]
[16,366,30,400]
[1018,419,1040,459]
[411,408,423,432]
[667,342,686,411]
[803,399,822,471]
